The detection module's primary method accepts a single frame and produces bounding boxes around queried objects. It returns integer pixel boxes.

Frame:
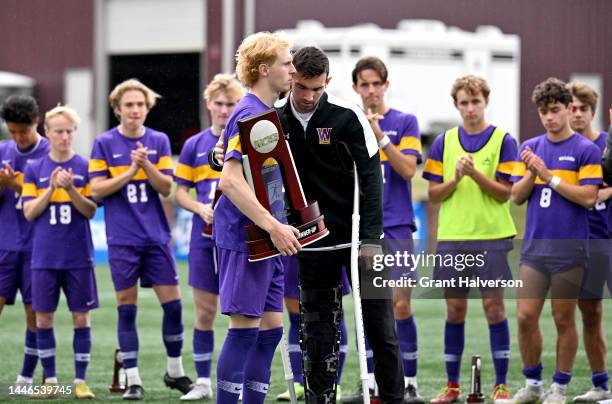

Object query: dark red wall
[255,0,612,140]
[0,0,94,114]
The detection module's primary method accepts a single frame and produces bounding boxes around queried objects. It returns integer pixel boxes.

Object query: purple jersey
[0,136,50,251]
[213,93,285,252]
[423,125,518,184]
[22,154,94,269]
[585,132,609,240]
[510,133,603,257]
[174,128,220,249]
[88,127,173,246]
[379,108,422,230]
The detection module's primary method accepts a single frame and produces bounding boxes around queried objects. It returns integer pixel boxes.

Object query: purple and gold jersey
[0,136,50,251]
[586,132,609,240]
[88,127,173,246]
[213,93,284,252]
[174,128,220,249]
[22,154,94,269]
[510,133,603,257]
[423,125,517,184]
[379,108,422,230]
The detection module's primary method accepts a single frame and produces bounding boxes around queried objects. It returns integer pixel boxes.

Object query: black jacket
[276,92,383,245]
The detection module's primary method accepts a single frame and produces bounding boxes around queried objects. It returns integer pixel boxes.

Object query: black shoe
[122,385,144,401]
[404,384,425,404]
[164,372,193,394]
[343,383,375,403]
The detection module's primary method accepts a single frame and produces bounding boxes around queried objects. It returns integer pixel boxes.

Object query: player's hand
[198,202,214,224]
[520,147,539,175]
[597,188,612,204]
[50,166,63,189]
[454,156,468,181]
[462,154,475,177]
[213,132,225,167]
[366,108,384,139]
[0,163,18,188]
[527,155,552,183]
[131,142,149,167]
[56,168,74,190]
[269,222,301,256]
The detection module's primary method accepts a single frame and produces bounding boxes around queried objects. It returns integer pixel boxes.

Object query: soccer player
[510,78,602,404]
[422,75,517,404]
[22,105,97,398]
[0,95,49,386]
[344,56,423,404]
[213,31,299,404]
[275,46,403,403]
[89,79,191,400]
[174,73,244,401]
[565,82,611,402]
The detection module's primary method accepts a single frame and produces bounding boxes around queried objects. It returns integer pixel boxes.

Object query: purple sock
[523,363,543,382]
[216,328,259,404]
[20,329,38,378]
[489,319,510,385]
[73,327,92,381]
[37,327,56,379]
[243,327,283,404]
[193,328,214,379]
[397,315,418,378]
[552,371,572,386]
[338,315,348,384]
[162,300,184,358]
[444,321,464,384]
[364,332,374,374]
[118,304,139,369]
[288,313,303,385]
[592,371,609,390]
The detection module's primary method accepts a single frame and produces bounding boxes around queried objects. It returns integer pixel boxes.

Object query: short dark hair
[531,77,573,108]
[0,95,39,125]
[352,56,388,85]
[292,46,329,78]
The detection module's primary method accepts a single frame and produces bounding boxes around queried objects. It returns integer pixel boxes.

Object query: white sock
[405,376,418,388]
[15,375,32,384]
[196,377,211,386]
[526,378,544,387]
[551,383,567,393]
[126,367,142,387]
[167,356,185,378]
[44,377,58,384]
[73,378,85,384]
[367,373,376,391]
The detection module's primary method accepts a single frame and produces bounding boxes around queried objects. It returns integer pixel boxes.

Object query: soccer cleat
[122,385,145,401]
[541,386,566,404]
[164,372,193,395]
[493,384,511,404]
[573,387,612,402]
[404,383,425,404]
[74,381,95,399]
[181,383,213,401]
[276,382,305,401]
[510,385,543,404]
[430,384,461,404]
[342,382,375,403]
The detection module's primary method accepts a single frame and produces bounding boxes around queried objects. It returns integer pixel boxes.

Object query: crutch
[279,331,298,404]
[350,163,370,404]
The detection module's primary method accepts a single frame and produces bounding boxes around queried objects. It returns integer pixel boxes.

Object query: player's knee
[517,309,538,329]
[195,301,217,329]
[36,313,53,329]
[72,312,90,328]
[551,309,575,331]
[483,300,505,324]
[446,302,467,322]
[393,298,411,319]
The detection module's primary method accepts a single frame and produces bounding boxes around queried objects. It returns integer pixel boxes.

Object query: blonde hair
[44,104,80,129]
[109,79,161,111]
[235,32,292,88]
[566,81,598,113]
[204,74,245,102]
[451,75,491,102]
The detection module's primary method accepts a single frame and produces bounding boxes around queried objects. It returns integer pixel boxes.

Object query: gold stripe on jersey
[174,163,194,182]
[423,159,443,177]
[534,169,579,185]
[16,172,24,185]
[82,183,92,197]
[25,187,89,202]
[194,165,221,182]
[22,183,37,198]
[379,136,422,162]
[156,156,173,171]
[497,161,516,175]
[578,164,603,180]
[511,162,527,177]
[108,166,149,180]
[88,159,108,173]
[227,134,242,154]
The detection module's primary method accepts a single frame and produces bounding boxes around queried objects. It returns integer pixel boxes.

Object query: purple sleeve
[88,138,109,179]
[174,138,195,187]
[422,133,444,182]
[578,142,604,185]
[400,115,422,164]
[159,135,173,175]
[496,133,519,181]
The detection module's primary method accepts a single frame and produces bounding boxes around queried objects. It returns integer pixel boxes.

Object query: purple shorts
[283,256,350,298]
[0,250,32,305]
[579,252,610,299]
[32,268,99,312]
[434,248,512,291]
[188,247,219,294]
[108,244,178,291]
[520,254,586,276]
[218,247,284,318]
[384,226,416,281]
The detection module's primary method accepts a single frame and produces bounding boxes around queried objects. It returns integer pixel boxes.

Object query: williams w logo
[316,128,332,145]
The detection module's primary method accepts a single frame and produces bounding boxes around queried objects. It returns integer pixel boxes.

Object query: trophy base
[466,394,485,403]
[246,201,329,262]
[109,386,126,394]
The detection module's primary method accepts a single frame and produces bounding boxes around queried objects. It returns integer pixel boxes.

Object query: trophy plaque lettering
[238,109,329,261]
[466,355,485,403]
